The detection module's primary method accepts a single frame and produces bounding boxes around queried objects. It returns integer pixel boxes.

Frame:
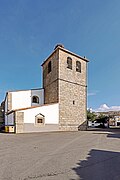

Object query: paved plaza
[0,129,120,180]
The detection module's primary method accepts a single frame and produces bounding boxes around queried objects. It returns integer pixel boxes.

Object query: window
[35,113,45,126]
[37,118,43,124]
[67,57,72,69]
[48,61,51,73]
[32,96,39,103]
[76,61,81,73]
[43,66,48,77]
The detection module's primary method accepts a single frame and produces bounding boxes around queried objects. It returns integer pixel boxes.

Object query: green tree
[87,110,96,121]
[96,113,108,128]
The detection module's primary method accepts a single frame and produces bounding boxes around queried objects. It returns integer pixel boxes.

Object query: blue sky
[0,0,120,110]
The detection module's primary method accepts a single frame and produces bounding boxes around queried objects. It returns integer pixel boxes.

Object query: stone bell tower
[42,44,88,131]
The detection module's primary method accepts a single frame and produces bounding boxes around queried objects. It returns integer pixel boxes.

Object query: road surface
[0,128,120,180]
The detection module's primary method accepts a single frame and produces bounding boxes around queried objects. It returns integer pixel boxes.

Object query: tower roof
[41,45,89,66]
[54,44,64,50]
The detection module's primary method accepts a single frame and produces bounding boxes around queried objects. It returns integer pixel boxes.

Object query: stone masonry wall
[59,80,87,131]
[44,80,58,104]
[15,112,24,133]
[59,49,87,131]
[7,92,12,111]
[42,46,88,131]
[43,50,59,104]
[59,49,87,85]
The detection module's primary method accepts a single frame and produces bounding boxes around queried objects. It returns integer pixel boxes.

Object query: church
[4,44,89,133]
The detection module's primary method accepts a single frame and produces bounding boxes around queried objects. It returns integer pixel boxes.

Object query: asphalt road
[0,128,120,180]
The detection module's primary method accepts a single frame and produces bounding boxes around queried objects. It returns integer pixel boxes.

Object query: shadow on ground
[72,149,120,180]
[88,127,120,139]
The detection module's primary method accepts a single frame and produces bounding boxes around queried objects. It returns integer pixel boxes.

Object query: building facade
[5,88,44,114]
[42,44,88,131]
[4,44,88,133]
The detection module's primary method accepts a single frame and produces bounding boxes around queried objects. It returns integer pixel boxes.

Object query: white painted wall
[19,103,59,124]
[5,115,7,125]
[5,93,8,125]
[6,113,14,125]
[31,89,44,106]
[114,116,120,126]
[12,90,31,110]
[5,93,8,113]
[4,89,45,126]
[11,89,44,110]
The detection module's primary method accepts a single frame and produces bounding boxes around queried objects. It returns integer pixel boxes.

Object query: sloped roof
[6,102,58,115]
[41,45,89,66]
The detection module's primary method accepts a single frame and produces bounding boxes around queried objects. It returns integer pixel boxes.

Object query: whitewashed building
[5,88,59,133]
[114,116,120,126]
[5,88,44,113]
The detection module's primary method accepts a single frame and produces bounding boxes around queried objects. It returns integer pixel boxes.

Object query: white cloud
[87,92,96,96]
[88,90,99,96]
[94,104,120,112]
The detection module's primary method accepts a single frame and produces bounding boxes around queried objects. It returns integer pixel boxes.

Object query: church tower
[42,44,88,131]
